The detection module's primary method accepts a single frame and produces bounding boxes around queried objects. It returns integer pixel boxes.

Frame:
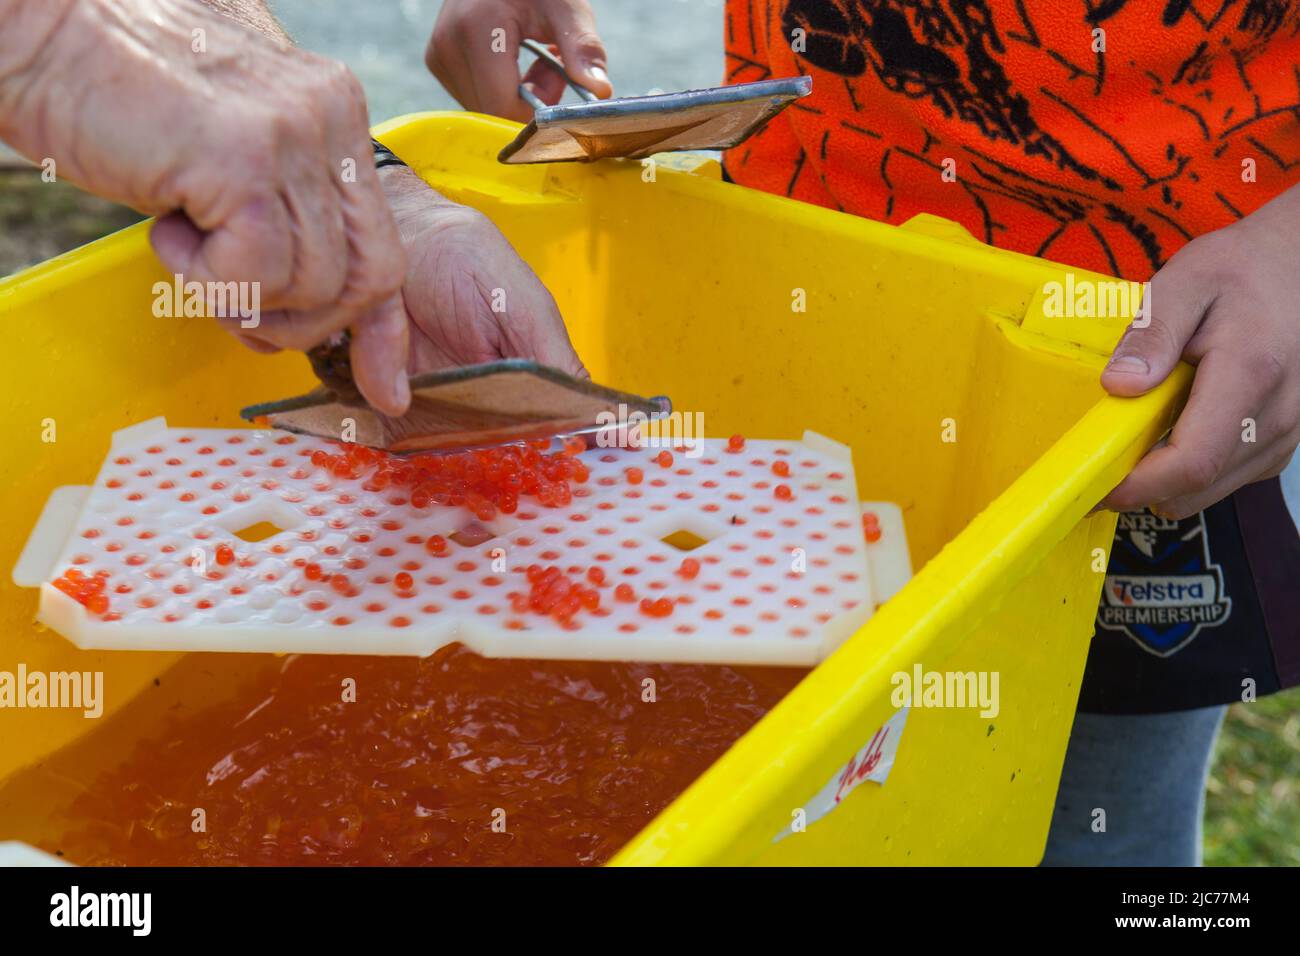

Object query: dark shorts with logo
[1080,477,1300,714]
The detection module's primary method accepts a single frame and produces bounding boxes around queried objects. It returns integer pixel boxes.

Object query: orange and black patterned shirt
[724,0,1300,280]
[722,1,1300,711]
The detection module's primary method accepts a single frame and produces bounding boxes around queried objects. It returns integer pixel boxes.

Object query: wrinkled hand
[426,0,612,122]
[1100,184,1300,518]
[0,0,409,413]
[379,166,586,378]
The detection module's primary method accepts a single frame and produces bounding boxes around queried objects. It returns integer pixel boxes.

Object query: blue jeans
[1042,705,1228,866]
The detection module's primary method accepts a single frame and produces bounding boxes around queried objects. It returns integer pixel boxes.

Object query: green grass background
[1206,689,1300,866]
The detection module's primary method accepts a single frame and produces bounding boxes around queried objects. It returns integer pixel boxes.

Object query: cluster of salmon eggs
[307,435,591,521]
[518,564,603,624]
[476,554,703,627]
[52,567,111,616]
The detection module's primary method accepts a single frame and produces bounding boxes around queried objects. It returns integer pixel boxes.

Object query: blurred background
[0,0,1294,866]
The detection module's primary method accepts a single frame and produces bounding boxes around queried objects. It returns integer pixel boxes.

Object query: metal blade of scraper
[499,40,811,164]
[241,358,671,455]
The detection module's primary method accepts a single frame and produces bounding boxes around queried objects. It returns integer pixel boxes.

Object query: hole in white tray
[233,521,284,543]
[449,522,496,548]
[216,500,303,544]
[660,528,711,552]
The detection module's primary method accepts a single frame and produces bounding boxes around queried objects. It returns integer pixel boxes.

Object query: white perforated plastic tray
[13,418,910,665]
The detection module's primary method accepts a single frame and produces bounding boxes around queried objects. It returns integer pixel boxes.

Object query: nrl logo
[1096,510,1233,658]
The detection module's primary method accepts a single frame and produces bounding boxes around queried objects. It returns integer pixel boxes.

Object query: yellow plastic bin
[0,112,1190,865]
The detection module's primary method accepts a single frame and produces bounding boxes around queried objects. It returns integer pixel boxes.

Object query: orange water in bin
[0,645,805,866]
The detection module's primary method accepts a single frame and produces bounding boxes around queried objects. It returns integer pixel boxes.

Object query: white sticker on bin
[774,708,909,842]
[14,418,910,665]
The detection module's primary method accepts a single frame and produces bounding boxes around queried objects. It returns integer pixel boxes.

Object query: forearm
[1,0,217,170]
[379,164,461,223]
[196,0,291,44]
[0,0,287,89]
[0,0,284,151]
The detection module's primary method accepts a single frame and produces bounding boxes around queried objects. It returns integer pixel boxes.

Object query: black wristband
[371,138,407,170]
